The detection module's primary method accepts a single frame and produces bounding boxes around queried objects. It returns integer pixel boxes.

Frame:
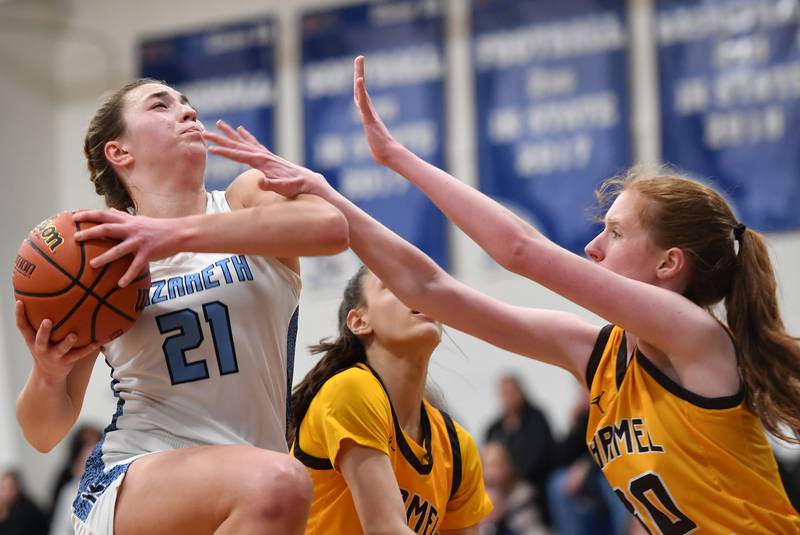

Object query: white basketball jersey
[98,190,301,467]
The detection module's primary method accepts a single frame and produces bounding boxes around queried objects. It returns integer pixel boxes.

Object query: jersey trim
[440,411,462,500]
[284,306,299,446]
[364,363,434,475]
[615,329,629,390]
[635,348,744,409]
[586,324,613,388]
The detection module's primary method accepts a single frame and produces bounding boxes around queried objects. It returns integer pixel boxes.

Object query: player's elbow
[496,232,534,274]
[315,209,349,254]
[16,404,65,453]
[19,424,59,453]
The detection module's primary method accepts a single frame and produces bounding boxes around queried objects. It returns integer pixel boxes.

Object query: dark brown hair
[289,266,370,438]
[83,78,165,211]
[596,165,800,443]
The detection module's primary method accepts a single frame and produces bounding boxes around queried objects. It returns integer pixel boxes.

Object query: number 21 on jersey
[155,301,239,385]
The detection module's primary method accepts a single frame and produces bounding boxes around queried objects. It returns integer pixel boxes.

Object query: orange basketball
[12,211,150,347]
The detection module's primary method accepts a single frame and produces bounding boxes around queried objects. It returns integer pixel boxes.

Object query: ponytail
[289,266,369,439]
[726,228,800,443]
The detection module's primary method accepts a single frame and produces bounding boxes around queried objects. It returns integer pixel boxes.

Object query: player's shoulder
[317,364,387,404]
[323,363,378,387]
[224,169,283,209]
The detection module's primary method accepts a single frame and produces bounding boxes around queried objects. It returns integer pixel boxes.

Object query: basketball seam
[90,283,140,342]
[51,264,113,336]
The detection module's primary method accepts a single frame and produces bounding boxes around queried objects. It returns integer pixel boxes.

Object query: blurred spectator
[480,440,550,535]
[48,426,101,535]
[0,469,47,535]
[546,390,629,535]
[485,374,556,524]
[47,423,102,526]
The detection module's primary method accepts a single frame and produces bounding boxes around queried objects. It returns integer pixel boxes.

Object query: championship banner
[472,0,631,252]
[658,0,800,232]
[302,0,449,282]
[140,18,277,191]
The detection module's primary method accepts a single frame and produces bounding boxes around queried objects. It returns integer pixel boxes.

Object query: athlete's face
[498,377,525,414]
[481,442,514,488]
[355,272,442,352]
[114,83,207,172]
[584,190,666,284]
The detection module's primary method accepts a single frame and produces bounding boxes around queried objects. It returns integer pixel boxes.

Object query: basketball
[12,211,150,347]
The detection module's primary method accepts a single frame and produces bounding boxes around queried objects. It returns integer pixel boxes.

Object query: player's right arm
[339,441,416,535]
[204,126,599,383]
[14,301,101,452]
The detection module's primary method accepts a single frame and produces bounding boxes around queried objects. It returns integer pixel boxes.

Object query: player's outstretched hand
[353,55,404,167]
[204,121,336,201]
[15,301,100,382]
[72,209,173,287]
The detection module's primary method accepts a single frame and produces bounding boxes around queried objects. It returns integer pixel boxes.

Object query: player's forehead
[605,190,642,225]
[126,83,187,106]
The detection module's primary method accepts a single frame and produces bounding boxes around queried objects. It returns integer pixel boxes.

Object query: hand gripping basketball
[12,211,151,347]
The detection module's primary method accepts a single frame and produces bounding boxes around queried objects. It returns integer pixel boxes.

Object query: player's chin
[412,322,442,344]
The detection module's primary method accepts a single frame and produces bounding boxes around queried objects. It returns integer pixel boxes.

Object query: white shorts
[71,449,152,535]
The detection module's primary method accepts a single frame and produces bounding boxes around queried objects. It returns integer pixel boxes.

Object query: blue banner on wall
[302,0,449,270]
[473,0,631,252]
[658,0,800,232]
[140,19,277,191]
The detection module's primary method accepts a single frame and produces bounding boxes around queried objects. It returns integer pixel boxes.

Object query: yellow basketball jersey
[292,363,492,535]
[586,325,799,534]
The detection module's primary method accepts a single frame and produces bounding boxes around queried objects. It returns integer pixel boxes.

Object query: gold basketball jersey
[586,325,799,534]
[292,363,492,535]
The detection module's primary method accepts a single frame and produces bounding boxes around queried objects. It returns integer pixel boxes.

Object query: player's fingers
[55,333,78,356]
[354,78,375,121]
[73,209,123,224]
[75,223,128,242]
[118,250,150,288]
[89,239,136,269]
[353,56,365,103]
[118,257,149,288]
[236,125,261,146]
[15,301,37,346]
[214,119,243,142]
[355,56,365,83]
[63,342,101,365]
[33,319,54,354]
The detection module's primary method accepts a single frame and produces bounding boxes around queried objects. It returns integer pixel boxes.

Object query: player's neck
[366,347,430,442]
[133,186,207,218]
